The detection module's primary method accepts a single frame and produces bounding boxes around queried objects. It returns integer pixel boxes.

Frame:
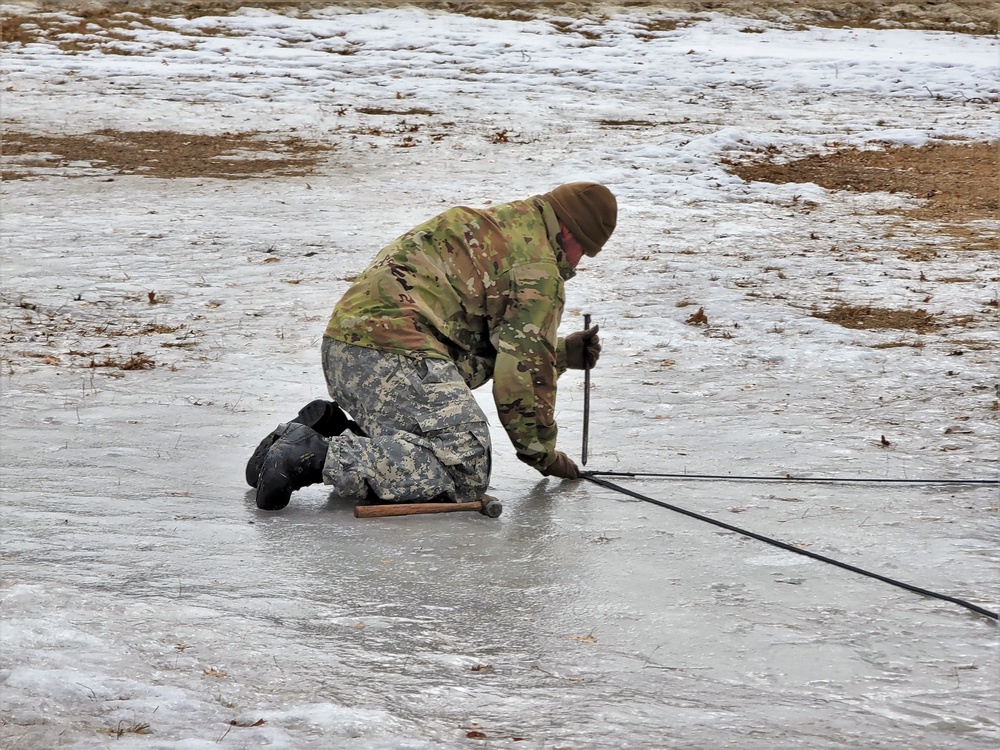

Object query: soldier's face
[558,224,585,268]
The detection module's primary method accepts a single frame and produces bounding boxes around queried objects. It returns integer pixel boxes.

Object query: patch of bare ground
[0,11,194,52]
[1,129,333,180]
[599,117,692,129]
[728,142,999,321]
[435,1,995,34]
[0,293,203,374]
[727,141,999,224]
[810,304,974,333]
[356,106,435,116]
[869,338,925,349]
[730,142,998,343]
[3,1,996,34]
[87,352,157,370]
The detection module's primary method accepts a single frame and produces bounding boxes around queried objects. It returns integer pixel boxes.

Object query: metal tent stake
[582,313,591,466]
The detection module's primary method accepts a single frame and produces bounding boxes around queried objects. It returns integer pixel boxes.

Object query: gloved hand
[565,325,601,370]
[542,451,581,480]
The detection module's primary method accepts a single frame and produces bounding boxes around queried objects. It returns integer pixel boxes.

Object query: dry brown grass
[356,106,435,116]
[727,140,999,269]
[1,11,196,52]
[3,1,995,36]
[727,141,999,224]
[811,304,975,333]
[87,352,157,370]
[869,339,925,349]
[0,290,203,373]
[102,721,152,738]
[424,0,998,34]
[599,119,658,128]
[2,129,333,180]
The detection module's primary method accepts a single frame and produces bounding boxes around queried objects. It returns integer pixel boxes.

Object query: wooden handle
[355,500,485,518]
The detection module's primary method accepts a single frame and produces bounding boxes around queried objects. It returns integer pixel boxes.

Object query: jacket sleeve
[491,262,565,471]
[554,337,569,375]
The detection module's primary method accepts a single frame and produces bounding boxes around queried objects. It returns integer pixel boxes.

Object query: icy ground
[1,5,998,748]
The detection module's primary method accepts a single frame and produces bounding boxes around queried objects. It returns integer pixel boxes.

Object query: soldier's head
[541,182,617,259]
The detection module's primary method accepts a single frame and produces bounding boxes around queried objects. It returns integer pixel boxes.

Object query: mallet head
[480,497,503,518]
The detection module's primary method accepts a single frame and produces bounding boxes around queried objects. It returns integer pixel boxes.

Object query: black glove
[542,451,581,480]
[565,325,601,370]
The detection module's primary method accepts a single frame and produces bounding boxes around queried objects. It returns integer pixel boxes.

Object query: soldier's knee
[449,424,491,501]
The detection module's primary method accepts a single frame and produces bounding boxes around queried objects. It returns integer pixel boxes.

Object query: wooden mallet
[354,496,503,519]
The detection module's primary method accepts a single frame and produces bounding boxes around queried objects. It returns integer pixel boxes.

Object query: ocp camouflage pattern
[324,197,575,470]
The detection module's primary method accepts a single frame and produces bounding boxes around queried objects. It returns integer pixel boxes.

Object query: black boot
[255,423,329,511]
[246,400,360,487]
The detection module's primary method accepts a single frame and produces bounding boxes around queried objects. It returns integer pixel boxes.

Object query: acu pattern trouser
[320,338,492,503]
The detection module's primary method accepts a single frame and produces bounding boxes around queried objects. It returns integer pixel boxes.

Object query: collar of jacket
[535,197,577,281]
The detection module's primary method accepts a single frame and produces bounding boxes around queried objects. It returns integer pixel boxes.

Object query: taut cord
[582,472,998,621]
[587,470,997,486]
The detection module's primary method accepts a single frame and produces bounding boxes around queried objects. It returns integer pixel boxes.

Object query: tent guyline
[581,473,998,622]
[587,470,998,486]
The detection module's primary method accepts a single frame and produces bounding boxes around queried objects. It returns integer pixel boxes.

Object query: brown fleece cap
[541,182,617,257]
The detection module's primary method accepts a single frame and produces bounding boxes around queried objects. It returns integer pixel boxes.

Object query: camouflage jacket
[324,197,576,471]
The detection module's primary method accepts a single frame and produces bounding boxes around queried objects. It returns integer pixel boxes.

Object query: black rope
[582,473,999,622]
[588,470,998,486]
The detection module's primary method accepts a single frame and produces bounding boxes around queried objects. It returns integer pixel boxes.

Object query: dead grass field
[810,304,971,334]
[2,130,332,180]
[727,141,999,224]
[4,0,1000,34]
[726,140,998,337]
[2,0,997,36]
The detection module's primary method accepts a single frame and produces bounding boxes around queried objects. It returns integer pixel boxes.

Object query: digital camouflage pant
[320,338,492,503]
